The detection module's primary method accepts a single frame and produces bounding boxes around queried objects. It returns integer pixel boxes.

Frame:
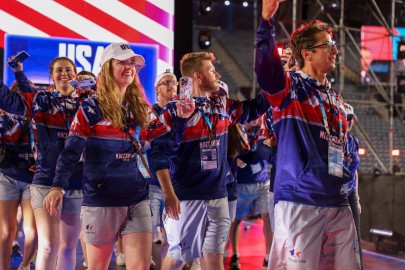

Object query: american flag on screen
[0,0,174,71]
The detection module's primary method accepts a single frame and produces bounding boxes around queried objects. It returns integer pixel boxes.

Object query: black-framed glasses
[158,80,178,86]
[307,40,337,52]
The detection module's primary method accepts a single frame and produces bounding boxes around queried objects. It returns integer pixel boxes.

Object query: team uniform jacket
[0,113,34,183]
[344,133,360,190]
[0,77,92,189]
[146,103,164,186]
[153,94,271,201]
[255,17,350,207]
[237,144,270,184]
[52,97,187,207]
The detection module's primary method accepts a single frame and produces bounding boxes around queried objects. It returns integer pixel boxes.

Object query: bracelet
[50,187,65,195]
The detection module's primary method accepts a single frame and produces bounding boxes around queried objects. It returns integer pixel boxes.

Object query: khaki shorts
[30,184,82,215]
[81,200,152,245]
[0,172,31,201]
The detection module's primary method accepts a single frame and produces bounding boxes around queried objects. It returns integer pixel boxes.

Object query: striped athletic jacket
[255,17,351,207]
[52,97,188,207]
[0,77,93,189]
[152,94,271,201]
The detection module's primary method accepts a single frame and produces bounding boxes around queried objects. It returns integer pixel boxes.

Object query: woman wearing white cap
[43,42,194,270]
[0,56,96,270]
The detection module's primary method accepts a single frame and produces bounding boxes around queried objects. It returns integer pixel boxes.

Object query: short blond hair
[180,52,216,77]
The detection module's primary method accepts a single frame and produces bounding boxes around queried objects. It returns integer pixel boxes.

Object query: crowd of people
[0,0,363,269]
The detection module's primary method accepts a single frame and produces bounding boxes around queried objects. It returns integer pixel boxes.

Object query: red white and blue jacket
[0,77,93,189]
[153,94,271,201]
[52,97,188,207]
[0,113,34,183]
[255,17,350,207]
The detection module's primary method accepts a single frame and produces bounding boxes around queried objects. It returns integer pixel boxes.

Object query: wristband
[50,187,65,195]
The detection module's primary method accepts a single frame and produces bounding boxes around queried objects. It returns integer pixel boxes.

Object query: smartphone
[179,77,193,102]
[69,78,96,89]
[7,51,30,68]
[282,44,295,66]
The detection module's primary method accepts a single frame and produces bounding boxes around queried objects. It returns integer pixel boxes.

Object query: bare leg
[20,199,37,267]
[33,207,60,270]
[261,212,273,256]
[87,243,114,270]
[162,256,184,270]
[79,232,88,266]
[229,220,242,255]
[0,200,19,270]
[160,228,169,262]
[202,252,224,270]
[56,213,81,270]
[122,231,152,269]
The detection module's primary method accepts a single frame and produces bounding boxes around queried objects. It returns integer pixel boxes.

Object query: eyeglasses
[158,80,178,86]
[307,40,337,52]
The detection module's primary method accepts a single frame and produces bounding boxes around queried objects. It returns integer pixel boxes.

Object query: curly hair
[76,70,96,80]
[96,59,149,128]
[180,52,216,76]
[290,20,333,68]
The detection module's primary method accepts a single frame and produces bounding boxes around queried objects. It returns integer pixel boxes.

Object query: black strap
[15,118,31,146]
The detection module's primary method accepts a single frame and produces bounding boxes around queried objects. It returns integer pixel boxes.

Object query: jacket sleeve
[227,91,271,125]
[148,106,188,171]
[0,79,33,116]
[14,71,37,93]
[53,135,85,189]
[255,17,287,100]
[52,105,91,188]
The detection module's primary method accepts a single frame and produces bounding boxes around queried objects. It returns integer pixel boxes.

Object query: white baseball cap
[344,103,357,119]
[100,42,145,68]
[155,69,177,87]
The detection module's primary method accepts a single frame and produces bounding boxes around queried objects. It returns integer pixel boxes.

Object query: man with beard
[153,52,271,270]
[255,0,360,269]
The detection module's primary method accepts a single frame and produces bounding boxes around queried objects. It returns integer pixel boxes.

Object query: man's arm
[255,0,287,96]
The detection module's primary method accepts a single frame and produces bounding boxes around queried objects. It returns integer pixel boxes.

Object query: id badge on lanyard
[200,140,219,171]
[137,153,151,179]
[328,142,343,178]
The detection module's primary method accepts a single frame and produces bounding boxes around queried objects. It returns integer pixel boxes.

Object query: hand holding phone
[179,77,193,102]
[281,44,296,71]
[69,78,96,89]
[7,51,30,68]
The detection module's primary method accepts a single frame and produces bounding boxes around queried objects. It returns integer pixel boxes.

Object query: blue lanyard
[133,125,140,141]
[313,88,343,140]
[198,107,216,141]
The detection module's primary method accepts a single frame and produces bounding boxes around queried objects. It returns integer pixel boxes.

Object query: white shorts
[0,172,31,201]
[30,184,83,215]
[268,191,275,231]
[164,197,231,261]
[270,201,361,270]
[81,200,152,245]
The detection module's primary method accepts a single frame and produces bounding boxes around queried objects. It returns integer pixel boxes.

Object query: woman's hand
[43,189,64,216]
[176,99,195,119]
